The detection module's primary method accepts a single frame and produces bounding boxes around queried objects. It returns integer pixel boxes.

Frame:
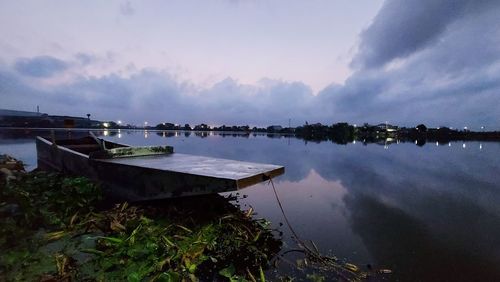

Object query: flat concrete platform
[96,153,284,183]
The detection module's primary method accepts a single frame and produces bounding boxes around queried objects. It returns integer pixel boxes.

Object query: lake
[1,128,500,281]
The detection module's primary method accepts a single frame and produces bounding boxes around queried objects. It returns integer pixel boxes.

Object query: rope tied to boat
[267,176,365,280]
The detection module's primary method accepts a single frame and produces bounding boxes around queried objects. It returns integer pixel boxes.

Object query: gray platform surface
[96,153,284,180]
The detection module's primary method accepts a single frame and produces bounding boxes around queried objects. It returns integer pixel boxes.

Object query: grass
[0,171,281,281]
[0,166,385,281]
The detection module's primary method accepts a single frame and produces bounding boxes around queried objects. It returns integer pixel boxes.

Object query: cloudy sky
[1,0,499,128]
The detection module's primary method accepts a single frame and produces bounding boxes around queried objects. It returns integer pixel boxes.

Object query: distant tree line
[5,110,499,143]
[152,123,295,133]
[293,122,500,144]
[295,122,356,144]
[146,121,500,143]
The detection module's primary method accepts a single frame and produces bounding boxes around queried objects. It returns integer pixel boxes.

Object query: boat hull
[36,136,284,200]
[36,136,98,179]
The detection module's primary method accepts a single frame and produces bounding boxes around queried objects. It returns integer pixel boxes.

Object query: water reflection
[1,129,499,280]
[345,193,500,281]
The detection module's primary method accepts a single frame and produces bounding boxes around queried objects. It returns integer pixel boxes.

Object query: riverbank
[0,155,282,281]
[0,155,383,281]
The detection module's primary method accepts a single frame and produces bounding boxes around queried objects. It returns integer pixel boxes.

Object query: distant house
[267,125,282,132]
[156,123,176,130]
[375,123,398,132]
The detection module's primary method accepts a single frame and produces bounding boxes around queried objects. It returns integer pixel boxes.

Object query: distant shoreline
[1,126,500,145]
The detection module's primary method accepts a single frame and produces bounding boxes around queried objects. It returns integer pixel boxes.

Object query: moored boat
[36,135,284,200]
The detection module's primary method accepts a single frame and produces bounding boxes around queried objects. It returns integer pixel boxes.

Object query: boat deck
[36,135,285,199]
[96,153,284,184]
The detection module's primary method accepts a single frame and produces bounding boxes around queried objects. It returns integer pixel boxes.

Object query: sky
[1,0,499,129]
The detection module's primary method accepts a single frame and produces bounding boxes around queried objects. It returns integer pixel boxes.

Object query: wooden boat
[36,135,284,200]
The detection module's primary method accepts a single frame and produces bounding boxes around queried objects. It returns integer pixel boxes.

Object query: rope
[268,177,302,246]
[268,177,362,281]
[268,177,327,259]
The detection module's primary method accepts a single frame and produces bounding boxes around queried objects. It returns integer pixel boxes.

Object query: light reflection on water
[1,128,500,280]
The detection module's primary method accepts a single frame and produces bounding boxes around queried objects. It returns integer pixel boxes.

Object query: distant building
[267,125,283,132]
[0,108,100,128]
[375,123,398,132]
[156,123,176,130]
[0,109,46,117]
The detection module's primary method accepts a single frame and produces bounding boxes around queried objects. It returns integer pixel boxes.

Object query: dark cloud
[351,0,497,70]
[197,78,314,125]
[14,56,68,78]
[0,64,313,126]
[327,0,500,128]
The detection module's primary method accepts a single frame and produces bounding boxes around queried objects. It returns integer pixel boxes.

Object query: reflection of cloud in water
[345,193,500,281]
[2,130,500,280]
[321,145,500,280]
[237,169,372,263]
[100,132,500,271]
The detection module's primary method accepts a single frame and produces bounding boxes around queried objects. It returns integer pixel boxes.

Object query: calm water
[1,128,500,281]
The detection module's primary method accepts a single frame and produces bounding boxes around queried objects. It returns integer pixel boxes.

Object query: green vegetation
[0,171,281,281]
[0,157,384,281]
[90,145,174,159]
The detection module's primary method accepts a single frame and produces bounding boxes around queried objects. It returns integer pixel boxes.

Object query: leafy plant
[0,171,281,281]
